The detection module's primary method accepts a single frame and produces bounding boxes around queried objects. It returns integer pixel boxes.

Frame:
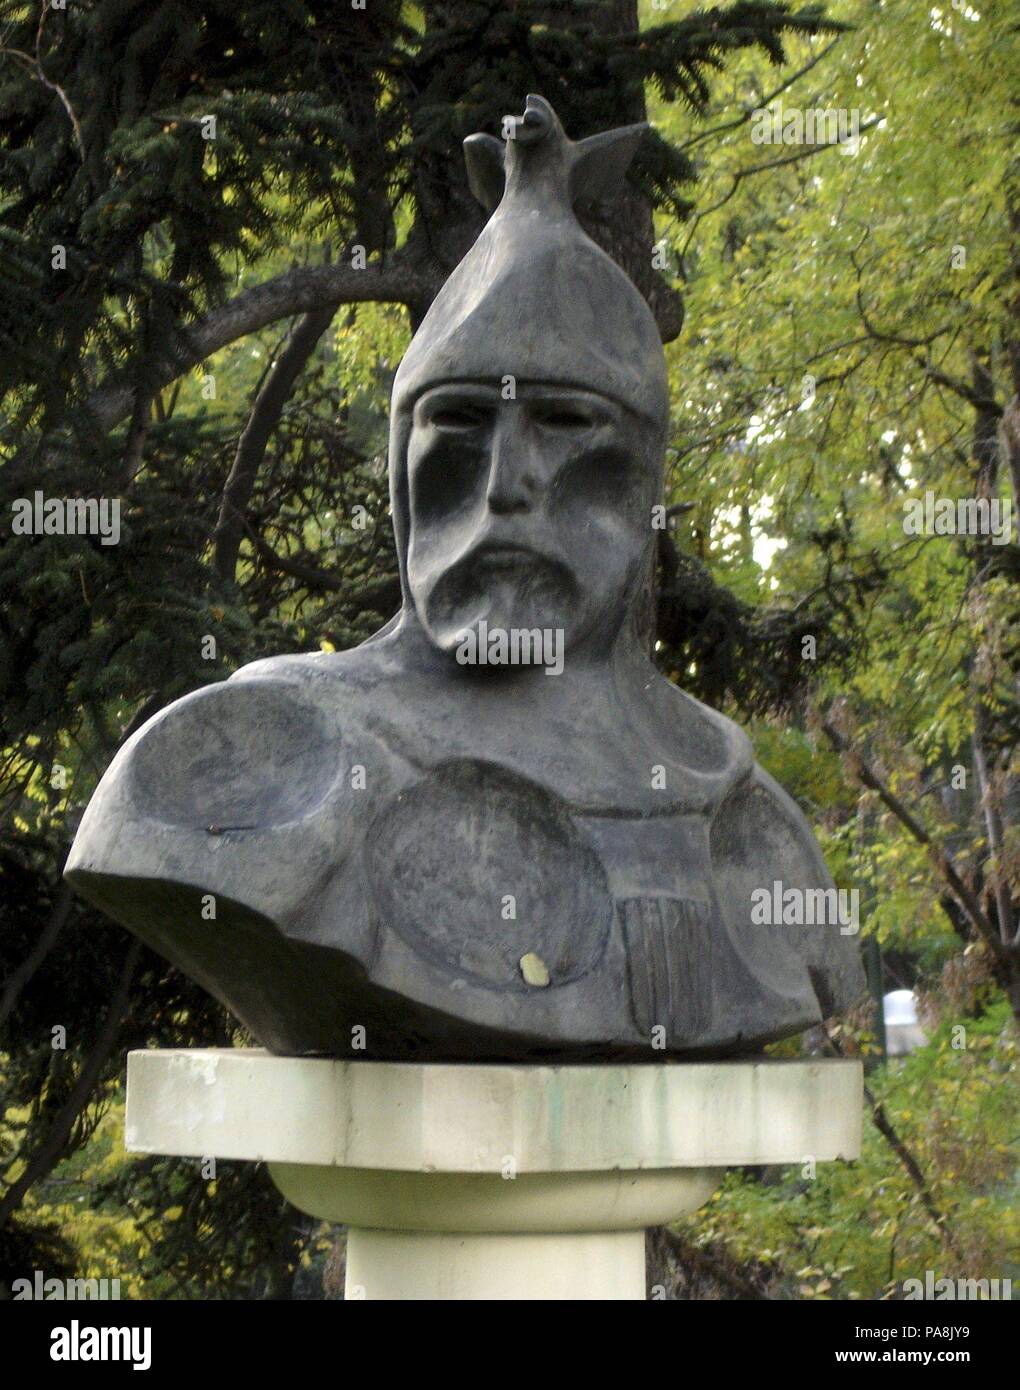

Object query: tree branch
[682,118,881,255]
[820,717,1011,966]
[648,1225,772,1300]
[213,304,337,585]
[251,532,401,611]
[0,4,85,162]
[863,1084,961,1258]
[0,881,73,1032]
[917,360,1002,416]
[85,256,434,436]
[972,704,1015,946]
[823,1031,962,1258]
[0,939,142,1232]
[678,36,846,153]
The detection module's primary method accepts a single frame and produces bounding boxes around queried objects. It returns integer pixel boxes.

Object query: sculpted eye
[429,405,489,430]
[533,404,595,430]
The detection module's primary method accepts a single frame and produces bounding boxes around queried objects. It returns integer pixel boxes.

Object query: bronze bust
[66,97,865,1060]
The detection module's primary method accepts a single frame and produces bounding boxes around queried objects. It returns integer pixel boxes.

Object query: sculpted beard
[418,546,582,657]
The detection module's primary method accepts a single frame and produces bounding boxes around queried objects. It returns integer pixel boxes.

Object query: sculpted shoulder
[229,632,398,694]
[642,672,755,810]
[709,758,867,1018]
[65,643,400,901]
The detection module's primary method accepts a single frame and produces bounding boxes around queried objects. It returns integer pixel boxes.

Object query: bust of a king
[66,97,865,1061]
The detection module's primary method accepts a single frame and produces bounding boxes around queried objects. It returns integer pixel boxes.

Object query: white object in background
[883,989,927,1056]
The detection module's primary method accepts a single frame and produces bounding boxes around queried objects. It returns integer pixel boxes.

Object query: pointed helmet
[390,95,670,430]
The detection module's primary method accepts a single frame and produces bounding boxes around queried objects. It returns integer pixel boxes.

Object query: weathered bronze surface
[67,97,865,1060]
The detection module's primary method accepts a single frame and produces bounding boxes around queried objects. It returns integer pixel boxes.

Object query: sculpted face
[404,380,660,662]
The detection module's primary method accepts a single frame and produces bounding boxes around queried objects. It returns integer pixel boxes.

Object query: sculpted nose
[485,420,539,514]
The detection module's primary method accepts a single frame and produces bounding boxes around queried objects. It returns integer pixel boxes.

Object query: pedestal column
[125,1050,862,1301]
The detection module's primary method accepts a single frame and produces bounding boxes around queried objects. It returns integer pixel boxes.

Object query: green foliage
[682,1001,1020,1298]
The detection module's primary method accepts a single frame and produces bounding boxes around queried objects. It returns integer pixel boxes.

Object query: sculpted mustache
[439,544,578,594]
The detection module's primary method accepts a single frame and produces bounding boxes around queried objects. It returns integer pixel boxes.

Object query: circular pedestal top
[126,1049,861,1173]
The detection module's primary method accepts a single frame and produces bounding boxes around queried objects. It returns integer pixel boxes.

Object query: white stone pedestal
[125,1050,861,1301]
